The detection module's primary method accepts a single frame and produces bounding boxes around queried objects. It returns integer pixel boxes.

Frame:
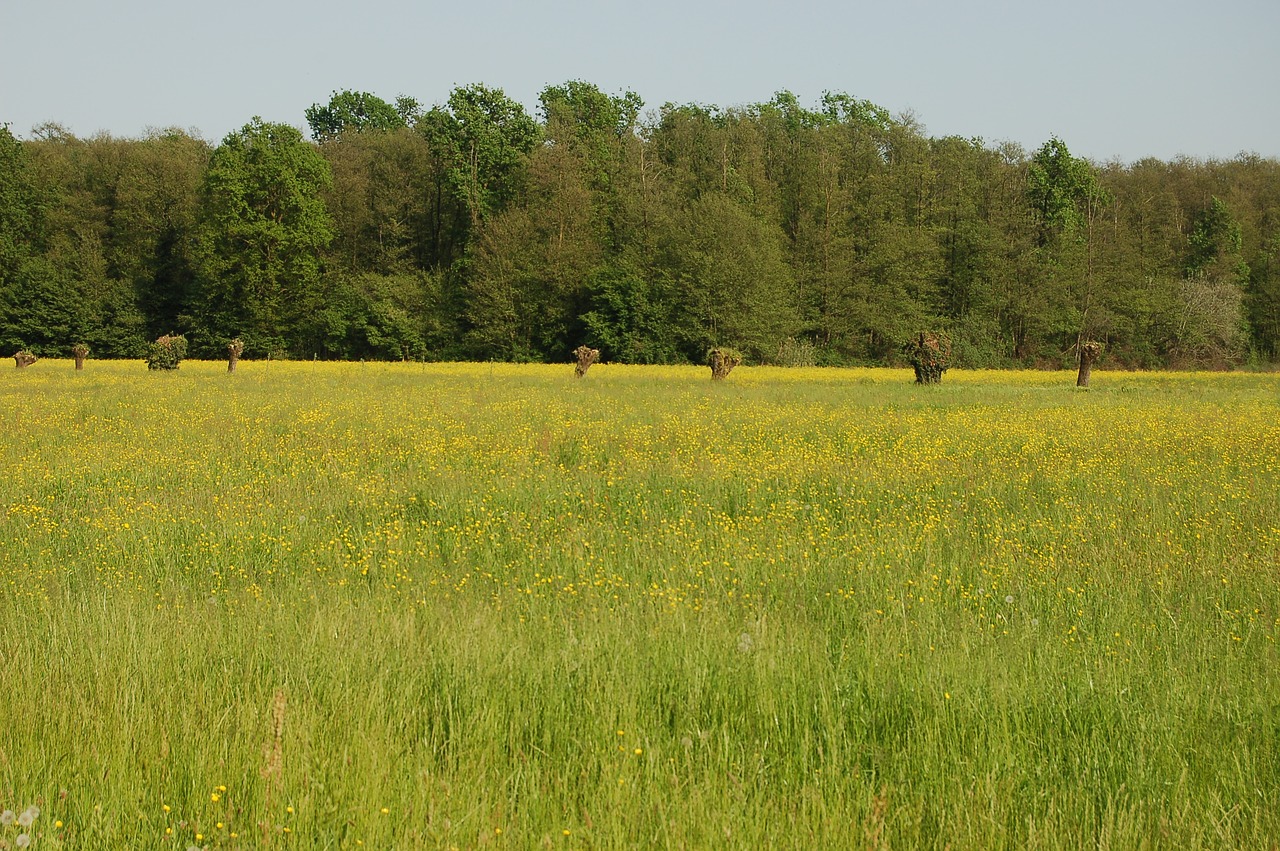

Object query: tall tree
[465,138,602,360]
[0,125,40,278]
[1247,233,1280,358]
[664,192,798,362]
[10,127,156,356]
[1170,196,1249,364]
[0,126,67,354]
[192,118,333,356]
[306,90,416,142]
[1027,137,1112,357]
[419,85,539,230]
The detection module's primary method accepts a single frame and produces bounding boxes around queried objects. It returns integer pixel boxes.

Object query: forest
[2,82,1278,368]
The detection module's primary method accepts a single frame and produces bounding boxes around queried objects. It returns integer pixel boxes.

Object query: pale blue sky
[2,0,1276,163]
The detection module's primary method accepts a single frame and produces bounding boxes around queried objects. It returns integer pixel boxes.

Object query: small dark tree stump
[72,343,89,370]
[573,345,599,378]
[13,351,36,369]
[907,332,952,384]
[708,347,742,381]
[228,338,244,372]
[1077,341,1103,387]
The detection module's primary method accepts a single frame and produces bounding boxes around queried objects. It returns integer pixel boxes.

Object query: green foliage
[581,262,681,364]
[1028,137,1110,242]
[193,118,334,357]
[539,80,641,195]
[420,84,539,227]
[906,331,953,383]
[1186,196,1248,282]
[0,126,52,355]
[0,125,41,274]
[0,256,87,356]
[309,271,448,360]
[1245,235,1280,357]
[306,90,410,141]
[668,193,799,362]
[540,80,641,140]
[5,90,1280,368]
[319,127,438,275]
[820,90,893,129]
[144,333,187,369]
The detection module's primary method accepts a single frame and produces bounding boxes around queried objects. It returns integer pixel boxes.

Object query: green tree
[306,90,412,142]
[0,125,40,278]
[1169,196,1249,364]
[8,126,153,356]
[420,85,539,230]
[1027,137,1112,358]
[0,126,46,353]
[540,81,641,192]
[464,139,602,360]
[320,128,437,275]
[665,192,798,362]
[1247,234,1280,358]
[580,261,680,363]
[192,118,333,357]
[1186,196,1248,282]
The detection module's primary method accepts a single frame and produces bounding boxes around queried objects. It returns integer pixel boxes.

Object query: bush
[906,332,953,384]
[146,334,188,370]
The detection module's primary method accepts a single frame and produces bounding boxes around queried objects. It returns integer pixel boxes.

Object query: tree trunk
[228,338,244,372]
[573,345,599,378]
[1077,341,1103,387]
[709,348,741,381]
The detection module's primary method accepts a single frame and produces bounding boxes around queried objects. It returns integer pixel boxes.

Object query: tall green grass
[0,361,1277,848]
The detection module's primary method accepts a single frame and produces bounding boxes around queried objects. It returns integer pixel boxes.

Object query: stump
[228,338,244,372]
[13,351,36,369]
[573,345,599,378]
[1077,341,1103,387]
[708,347,742,381]
[907,332,952,384]
[72,343,89,370]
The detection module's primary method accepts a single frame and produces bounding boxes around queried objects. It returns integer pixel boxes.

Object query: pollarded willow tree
[192,118,334,358]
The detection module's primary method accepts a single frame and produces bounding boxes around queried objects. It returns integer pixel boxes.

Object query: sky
[2,0,1277,164]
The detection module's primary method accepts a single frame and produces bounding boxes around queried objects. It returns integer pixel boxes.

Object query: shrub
[146,334,188,370]
[906,332,952,384]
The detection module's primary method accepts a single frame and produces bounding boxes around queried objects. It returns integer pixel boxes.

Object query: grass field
[1,360,1278,849]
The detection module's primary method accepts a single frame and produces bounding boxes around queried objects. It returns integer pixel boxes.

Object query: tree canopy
[3,84,1280,368]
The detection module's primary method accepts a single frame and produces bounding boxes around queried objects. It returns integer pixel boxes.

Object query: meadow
[0,360,1277,849]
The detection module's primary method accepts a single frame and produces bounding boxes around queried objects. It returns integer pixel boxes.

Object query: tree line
[3,82,1278,368]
